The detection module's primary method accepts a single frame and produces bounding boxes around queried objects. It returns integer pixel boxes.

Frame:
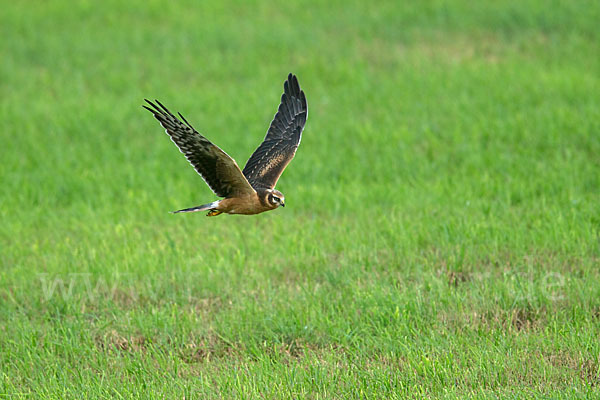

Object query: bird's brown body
[144,74,306,216]
[215,189,282,215]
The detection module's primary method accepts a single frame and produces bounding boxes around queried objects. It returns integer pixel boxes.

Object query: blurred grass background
[1,0,599,398]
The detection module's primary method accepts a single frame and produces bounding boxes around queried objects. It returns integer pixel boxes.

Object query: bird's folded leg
[206,209,223,217]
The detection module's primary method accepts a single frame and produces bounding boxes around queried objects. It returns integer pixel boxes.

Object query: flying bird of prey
[143,73,307,216]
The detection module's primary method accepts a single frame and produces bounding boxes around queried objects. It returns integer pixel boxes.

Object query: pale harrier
[143,74,307,216]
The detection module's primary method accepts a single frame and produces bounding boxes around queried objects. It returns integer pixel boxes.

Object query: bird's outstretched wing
[144,100,256,198]
[242,73,308,189]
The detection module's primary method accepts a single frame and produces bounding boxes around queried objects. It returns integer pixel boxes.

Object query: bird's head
[267,189,285,208]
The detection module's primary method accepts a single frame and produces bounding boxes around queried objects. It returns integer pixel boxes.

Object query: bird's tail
[172,201,219,214]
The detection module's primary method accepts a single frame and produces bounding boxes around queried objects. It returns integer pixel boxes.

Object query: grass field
[1,0,600,398]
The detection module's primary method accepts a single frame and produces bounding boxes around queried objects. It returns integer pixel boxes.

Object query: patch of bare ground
[446,270,470,287]
[438,306,548,333]
[95,329,148,353]
[94,329,237,361]
[93,328,332,365]
[355,31,519,70]
[545,351,600,387]
[178,333,238,363]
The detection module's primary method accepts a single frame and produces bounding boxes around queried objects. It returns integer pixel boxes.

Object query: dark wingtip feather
[283,79,290,95]
[144,99,167,117]
[284,73,301,98]
[300,90,307,110]
[155,99,168,112]
[178,112,195,130]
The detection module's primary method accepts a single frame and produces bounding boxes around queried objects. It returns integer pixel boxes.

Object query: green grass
[1,0,600,398]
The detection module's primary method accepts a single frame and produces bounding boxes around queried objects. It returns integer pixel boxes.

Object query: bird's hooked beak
[280,200,285,207]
